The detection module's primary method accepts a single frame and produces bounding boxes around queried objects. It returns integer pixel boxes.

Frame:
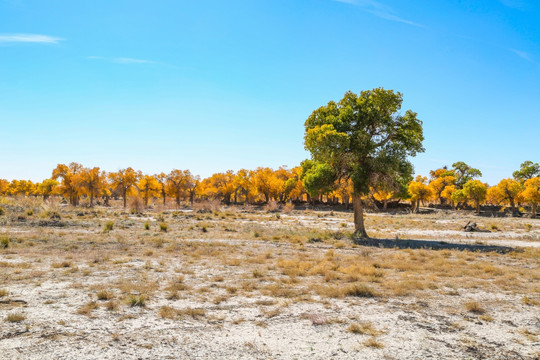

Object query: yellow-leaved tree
[109,168,139,208]
[155,173,168,206]
[0,179,9,195]
[490,178,522,212]
[200,171,235,205]
[52,163,83,206]
[166,170,197,206]
[73,167,105,206]
[462,180,487,213]
[408,176,432,213]
[522,177,540,218]
[37,179,59,200]
[427,169,455,205]
[137,175,161,207]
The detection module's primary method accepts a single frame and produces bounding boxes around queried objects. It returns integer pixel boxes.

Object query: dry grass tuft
[159,305,177,319]
[77,301,99,316]
[96,290,114,301]
[177,307,206,319]
[464,300,485,314]
[126,295,146,307]
[348,321,382,336]
[363,337,384,348]
[5,312,25,323]
[52,261,73,269]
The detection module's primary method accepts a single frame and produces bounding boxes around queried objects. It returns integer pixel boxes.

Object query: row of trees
[1,160,538,216]
[0,165,305,207]
[408,161,540,216]
[1,89,538,237]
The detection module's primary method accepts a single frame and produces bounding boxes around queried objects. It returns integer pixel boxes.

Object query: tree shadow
[355,238,515,254]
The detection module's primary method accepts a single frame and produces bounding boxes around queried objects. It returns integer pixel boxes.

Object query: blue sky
[0,0,538,185]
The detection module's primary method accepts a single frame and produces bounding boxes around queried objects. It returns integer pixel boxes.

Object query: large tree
[513,161,540,182]
[109,168,139,208]
[304,88,424,238]
[451,161,482,188]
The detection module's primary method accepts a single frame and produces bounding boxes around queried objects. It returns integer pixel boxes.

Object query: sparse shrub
[522,296,539,306]
[0,235,9,249]
[153,238,164,248]
[5,312,25,323]
[193,199,221,213]
[364,337,384,348]
[51,261,72,268]
[177,307,205,319]
[104,221,114,232]
[282,202,295,214]
[464,300,485,314]
[97,290,114,301]
[26,209,34,216]
[0,207,4,216]
[264,200,280,213]
[144,221,150,230]
[77,301,98,316]
[159,305,177,319]
[348,321,381,336]
[105,300,119,312]
[490,224,499,231]
[159,222,168,232]
[127,295,146,307]
[344,283,377,298]
[201,225,208,233]
[525,223,532,232]
[0,289,8,297]
[129,196,144,214]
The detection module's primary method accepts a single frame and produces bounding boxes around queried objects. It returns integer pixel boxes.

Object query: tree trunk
[353,194,368,239]
[475,200,480,214]
[510,198,516,213]
[123,189,127,208]
[532,204,537,219]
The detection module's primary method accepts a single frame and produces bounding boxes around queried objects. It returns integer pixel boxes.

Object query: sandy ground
[1,206,539,359]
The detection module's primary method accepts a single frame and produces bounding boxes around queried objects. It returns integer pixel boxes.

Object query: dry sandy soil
[1,200,539,359]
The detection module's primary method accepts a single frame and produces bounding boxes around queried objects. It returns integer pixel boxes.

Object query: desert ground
[1,199,539,359]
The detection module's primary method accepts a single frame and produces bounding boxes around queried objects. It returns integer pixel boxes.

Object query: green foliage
[513,161,540,182]
[463,180,487,212]
[159,222,168,232]
[0,235,9,249]
[104,221,114,232]
[300,160,336,198]
[451,189,467,204]
[452,162,482,188]
[303,88,424,197]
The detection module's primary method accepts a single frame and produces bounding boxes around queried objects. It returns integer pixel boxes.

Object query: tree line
[0,160,538,217]
[1,89,538,237]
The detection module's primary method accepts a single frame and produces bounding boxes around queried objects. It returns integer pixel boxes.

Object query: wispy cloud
[333,0,425,28]
[113,57,157,64]
[0,33,63,44]
[87,56,158,65]
[509,49,532,61]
